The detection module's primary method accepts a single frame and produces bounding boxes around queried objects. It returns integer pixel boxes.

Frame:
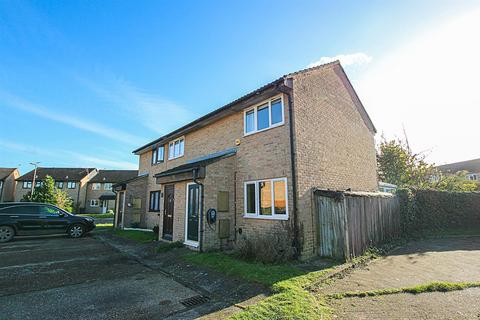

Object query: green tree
[22,175,73,212]
[377,138,478,192]
[377,138,435,189]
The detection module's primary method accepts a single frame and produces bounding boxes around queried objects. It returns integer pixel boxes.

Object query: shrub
[236,232,296,264]
[398,188,480,234]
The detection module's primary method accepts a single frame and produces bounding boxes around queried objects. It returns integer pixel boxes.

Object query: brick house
[437,158,480,182]
[116,61,378,258]
[0,168,20,202]
[84,170,138,214]
[15,168,98,210]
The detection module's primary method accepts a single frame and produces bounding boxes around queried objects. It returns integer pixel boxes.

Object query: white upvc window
[466,173,478,181]
[90,199,99,207]
[92,183,101,190]
[104,183,113,190]
[244,95,285,136]
[67,182,76,189]
[244,177,288,220]
[22,181,32,189]
[168,137,185,160]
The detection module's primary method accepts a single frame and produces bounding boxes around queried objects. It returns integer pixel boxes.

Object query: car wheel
[68,224,85,238]
[0,226,15,243]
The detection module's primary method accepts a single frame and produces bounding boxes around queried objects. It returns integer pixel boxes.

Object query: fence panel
[315,190,400,260]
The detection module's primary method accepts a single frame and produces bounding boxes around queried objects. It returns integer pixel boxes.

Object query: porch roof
[99,194,116,200]
[154,148,236,184]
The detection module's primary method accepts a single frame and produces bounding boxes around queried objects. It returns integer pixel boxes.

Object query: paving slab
[321,237,480,295]
[330,287,480,320]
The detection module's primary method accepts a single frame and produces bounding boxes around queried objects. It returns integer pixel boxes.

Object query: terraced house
[85,170,138,214]
[15,168,98,210]
[116,61,378,258]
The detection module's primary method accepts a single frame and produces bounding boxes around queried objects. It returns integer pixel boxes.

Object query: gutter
[192,168,204,253]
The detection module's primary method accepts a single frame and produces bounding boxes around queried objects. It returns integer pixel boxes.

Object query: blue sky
[1,0,479,174]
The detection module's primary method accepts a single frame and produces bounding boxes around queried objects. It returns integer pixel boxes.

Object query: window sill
[243,214,289,221]
[244,122,285,137]
[168,155,184,161]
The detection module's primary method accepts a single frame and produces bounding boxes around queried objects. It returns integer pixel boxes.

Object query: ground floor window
[90,199,99,207]
[244,177,288,220]
[149,191,160,212]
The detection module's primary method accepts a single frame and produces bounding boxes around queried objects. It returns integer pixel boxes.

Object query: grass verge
[113,229,156,243]
[328,281,480,299]
[95,223,113,231]
[156,241,184,253]
[183,252,335,319]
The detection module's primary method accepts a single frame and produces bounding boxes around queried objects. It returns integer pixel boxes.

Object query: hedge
[397,189,480,234]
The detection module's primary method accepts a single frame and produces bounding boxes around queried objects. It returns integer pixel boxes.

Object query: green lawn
[183,252,335,319]
[113,229,156,243]
[77,213,114,219]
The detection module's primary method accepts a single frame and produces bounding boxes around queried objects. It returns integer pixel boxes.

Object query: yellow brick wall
[291,64,378,258]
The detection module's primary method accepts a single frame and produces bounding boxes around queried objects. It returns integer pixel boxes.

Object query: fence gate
[316,193,349,260]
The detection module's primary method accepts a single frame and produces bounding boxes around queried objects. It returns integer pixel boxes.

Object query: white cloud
[0,91,144,146]
[308,52,372,68]
[0,139,55,157]
[356,7,480,164]
[76,74,192,135]
[67,152,138,170]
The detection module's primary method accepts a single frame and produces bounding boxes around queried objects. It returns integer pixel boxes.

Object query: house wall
[139,93,295,248]
[1,170,19,202]
[291,63,378,258]
[77,170,98,211]
[121,176,151,228]
[84,183,116,214]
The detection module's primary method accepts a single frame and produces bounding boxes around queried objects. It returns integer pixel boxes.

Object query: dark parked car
[0,202,95,243]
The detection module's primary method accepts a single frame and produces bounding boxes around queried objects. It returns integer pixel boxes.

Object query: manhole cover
[180,295,210,307]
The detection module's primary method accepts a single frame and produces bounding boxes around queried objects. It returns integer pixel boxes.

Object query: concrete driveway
[0,234,200,320]
[324,237,480,319]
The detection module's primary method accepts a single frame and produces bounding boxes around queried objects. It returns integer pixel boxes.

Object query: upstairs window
[55,181,64,189]
[244,177,288,220]
[151,145,165,165]
[35,181,43,187]
[67,182,76,189]
[104,183,113,190]
[92,183,101,190]
[168,137,184,160]
[22,181,32,189]
[244,96,284,135]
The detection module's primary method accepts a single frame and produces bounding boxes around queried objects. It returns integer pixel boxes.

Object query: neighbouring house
[15,168,98,211]
[84,170,138,214]
[0,168,20,202]
[115,61,378,258]
[379,181,397,193]
[437,158,480,182]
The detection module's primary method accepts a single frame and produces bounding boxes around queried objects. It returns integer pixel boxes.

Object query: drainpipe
[285,87,301,259]
[193,168,204,253]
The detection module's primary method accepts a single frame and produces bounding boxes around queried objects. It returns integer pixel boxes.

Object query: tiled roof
[16,168,96,181]
[89,170,138,183]
[437,158,480,174]
[0,168,16,181]
[155,148,237,178]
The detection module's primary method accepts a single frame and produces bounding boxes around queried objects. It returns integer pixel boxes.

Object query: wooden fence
[314,189,400,260]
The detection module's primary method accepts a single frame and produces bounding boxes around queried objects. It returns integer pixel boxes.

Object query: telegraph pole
[30,162,40,196]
